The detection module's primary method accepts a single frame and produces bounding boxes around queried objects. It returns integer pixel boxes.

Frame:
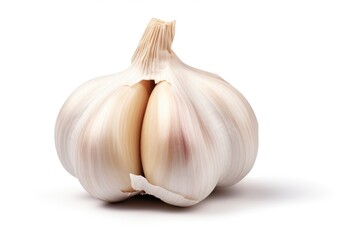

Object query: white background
[0,0,359,239]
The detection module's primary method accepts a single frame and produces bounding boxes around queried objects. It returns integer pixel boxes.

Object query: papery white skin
[55,19,258,207]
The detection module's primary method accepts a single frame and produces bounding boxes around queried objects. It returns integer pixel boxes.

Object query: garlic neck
[131,18,175,78]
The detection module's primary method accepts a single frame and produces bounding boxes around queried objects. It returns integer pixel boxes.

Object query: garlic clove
[140,81,174,184]
[55,73,118,176]
[72,80,153,201]
[140,80,222,205]
[194,74,258,187]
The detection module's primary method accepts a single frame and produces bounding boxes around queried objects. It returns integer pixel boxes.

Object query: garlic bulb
[55,18,258,207]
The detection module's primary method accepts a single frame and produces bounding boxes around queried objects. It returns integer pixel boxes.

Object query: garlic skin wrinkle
[55,18,258,207]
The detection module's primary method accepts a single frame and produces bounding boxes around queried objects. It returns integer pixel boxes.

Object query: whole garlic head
[55,18,258,207]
